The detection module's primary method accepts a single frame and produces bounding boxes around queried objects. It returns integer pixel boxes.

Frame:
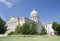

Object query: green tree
[56,24,60,35]
[0,17,7,34]
[21,22,37,35]
[40,26,47,35]
[30,23,37,35]
[14,22,38,35]
[15,22,31,35]
[52,22,60,35]
[52,22,57,31]
[14,24,21,34]
[21,22,30,35]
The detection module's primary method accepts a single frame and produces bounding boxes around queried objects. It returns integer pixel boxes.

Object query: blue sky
[0,0,60,23]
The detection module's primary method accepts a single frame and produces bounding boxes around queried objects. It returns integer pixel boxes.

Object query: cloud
[0,0,5,3]
[0,0,18,8]
[5,1,13,8]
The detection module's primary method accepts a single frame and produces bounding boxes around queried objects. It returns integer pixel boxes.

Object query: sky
[0,0,60,23]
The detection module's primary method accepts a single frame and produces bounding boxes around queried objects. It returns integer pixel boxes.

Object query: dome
[30,8,39,23]
[30,8,38,17]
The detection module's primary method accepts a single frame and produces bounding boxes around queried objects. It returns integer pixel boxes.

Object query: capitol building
[6,8,54,35]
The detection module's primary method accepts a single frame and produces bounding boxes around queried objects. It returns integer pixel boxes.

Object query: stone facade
[43,22,54,35]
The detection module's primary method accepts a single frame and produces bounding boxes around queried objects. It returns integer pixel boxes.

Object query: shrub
[8,32,15,35]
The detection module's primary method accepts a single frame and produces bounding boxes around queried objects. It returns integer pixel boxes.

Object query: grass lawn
[0,35,60,41]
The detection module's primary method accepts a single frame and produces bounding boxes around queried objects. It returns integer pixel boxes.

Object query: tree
[30,23,37,35]
[21,22,30,35]
[14,24,21,34]
[14,22,38,35]
[14,22,31,35]
[40,26,47,35]
[0,17,7,34]
[56,24,60,35]
[21,22,37,35]
[52,22,60,35]
[52,22,57,31]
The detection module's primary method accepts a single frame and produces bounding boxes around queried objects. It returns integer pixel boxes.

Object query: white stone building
[43,22,54,35]
[5,8,54,35]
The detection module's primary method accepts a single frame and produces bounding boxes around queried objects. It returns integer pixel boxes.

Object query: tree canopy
[52,22,57,31]
[0,17,7,34]
[14,22,37,35]
[52,22,60,35]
